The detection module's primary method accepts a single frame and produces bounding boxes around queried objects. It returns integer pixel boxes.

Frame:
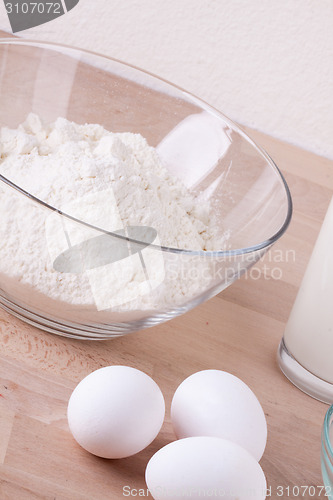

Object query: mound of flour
[0,114,222,312]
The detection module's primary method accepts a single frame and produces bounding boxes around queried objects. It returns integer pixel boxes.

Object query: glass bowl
[0,39,292,340]
[322,405,333,497]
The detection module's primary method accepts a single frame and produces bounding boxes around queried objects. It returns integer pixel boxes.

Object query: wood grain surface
[0,30,332,500]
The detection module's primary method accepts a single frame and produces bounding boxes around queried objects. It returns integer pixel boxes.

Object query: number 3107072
[5,2,62,14]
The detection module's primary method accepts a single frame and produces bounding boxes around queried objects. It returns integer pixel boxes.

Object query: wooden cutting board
[0,30,332,500]
[0,129,331,500]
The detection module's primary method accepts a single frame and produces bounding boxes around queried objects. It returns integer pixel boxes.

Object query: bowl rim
[0,38,293,257]
[323,404,333,459]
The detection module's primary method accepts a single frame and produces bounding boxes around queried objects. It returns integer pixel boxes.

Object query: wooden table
[0,32,333,500]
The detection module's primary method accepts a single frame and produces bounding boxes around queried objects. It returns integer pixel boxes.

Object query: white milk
[284,196,333,384]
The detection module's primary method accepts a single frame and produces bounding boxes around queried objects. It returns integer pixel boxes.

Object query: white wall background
[0,0,332,159]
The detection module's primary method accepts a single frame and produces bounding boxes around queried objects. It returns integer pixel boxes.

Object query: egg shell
[171,370,267,461]
[67,365,165,459]
[145,436,267,500]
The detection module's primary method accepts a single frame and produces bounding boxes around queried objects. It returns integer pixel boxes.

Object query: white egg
[67,365,165,459]
[171,370,267,461]
[145,436,267,500]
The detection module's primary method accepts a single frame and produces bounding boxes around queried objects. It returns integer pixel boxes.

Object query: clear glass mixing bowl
[322,405,333,497]
[0,39,292,339]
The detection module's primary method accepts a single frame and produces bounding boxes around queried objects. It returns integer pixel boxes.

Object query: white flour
[0,114,222,314]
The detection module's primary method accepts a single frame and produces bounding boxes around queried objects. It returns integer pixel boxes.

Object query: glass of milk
[278,196,333,403]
